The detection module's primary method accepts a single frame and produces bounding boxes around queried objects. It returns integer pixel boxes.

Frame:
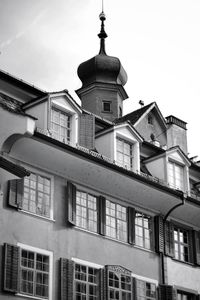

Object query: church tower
[76,11,128,121]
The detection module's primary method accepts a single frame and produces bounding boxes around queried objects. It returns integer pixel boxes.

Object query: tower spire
[98,8,107,55]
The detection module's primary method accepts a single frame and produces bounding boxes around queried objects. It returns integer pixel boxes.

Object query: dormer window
[51,107,71,144]
[116,138,133,170]
[168,161,184,190]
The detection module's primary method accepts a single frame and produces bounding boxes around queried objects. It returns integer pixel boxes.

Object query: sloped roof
[115,102,154,125]
[0,156,30,177]
[0,93,36,119]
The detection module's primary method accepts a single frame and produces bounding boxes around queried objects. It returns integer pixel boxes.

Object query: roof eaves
[0,156,30,178]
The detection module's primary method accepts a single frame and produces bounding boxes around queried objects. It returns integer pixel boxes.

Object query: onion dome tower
[76,11,128,121]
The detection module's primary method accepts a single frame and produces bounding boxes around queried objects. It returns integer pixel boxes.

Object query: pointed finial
[98,7,107,55]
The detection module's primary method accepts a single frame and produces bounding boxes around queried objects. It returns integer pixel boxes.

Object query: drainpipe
[161,192,186,284]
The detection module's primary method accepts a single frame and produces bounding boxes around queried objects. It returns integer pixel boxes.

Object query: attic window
[102,101,111,113]
[148,115,153,125]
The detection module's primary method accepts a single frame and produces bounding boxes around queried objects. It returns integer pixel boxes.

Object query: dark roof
[115,102,154,125]
[0,69,46,97]
[0,156,30,177]
[0,93,36,119]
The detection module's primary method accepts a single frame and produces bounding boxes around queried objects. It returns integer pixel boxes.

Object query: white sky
[0,0,200,158]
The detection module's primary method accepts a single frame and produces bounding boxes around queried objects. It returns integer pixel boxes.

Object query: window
[136,279,156,300]
[20,248,49,298]
[103,101,111,112]
[135,212,153,250]
[107,268,132,300]
[116,138,133,170]
[106,200,127,242]
[74,263,99,300]
[51,107,71,143]
[23,173,51,218]
[147,115,153,125]
[76,190,97,233]
[174,227,190,262]
[168,161,184,190]
[177,291,194,300]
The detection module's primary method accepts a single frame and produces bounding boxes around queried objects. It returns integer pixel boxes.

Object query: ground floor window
[136,279,156,300]
[20,248,49,298]
[74,263,99,300]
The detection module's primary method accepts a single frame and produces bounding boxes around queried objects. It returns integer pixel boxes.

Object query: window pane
[51,108,71,144]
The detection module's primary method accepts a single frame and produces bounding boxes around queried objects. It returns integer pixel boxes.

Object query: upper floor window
[20,248,49,298]
[136,279,156,299]
[177,292,194,300]
[135,212,153,250]
[102,101,111,112]
[174,227,190,262]
[168,161,184,190]
[106,200,127,242]
[51,107,71,144]
[76,190,97,233]
[23,173,51,218]
[148,115,153,125]
[116,138,133,171]
[74,263,99,300]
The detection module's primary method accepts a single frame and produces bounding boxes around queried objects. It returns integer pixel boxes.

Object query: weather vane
[102,0,104,12]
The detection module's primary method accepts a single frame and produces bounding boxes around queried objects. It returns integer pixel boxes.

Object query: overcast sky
[0,0,200,158]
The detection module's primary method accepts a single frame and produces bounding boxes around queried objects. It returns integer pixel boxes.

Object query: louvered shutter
[132,277,137,299]
[159,284,176,300]
[196,295,200,300]
[4,243,19,292]
[67,182,76,225]
[79,114,95,149]
[8,179,23,209]
[165,221,174,257]
[188,230,194,263]
[60,258,74,300]
[98,195,106,235]
[99,268,106,300]
[127,207,135,245]
[193,230,200,266]
[154,215,164,253]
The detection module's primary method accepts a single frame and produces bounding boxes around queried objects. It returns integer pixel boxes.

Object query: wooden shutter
[60,258,74,300]
[127,207,135,245]
[98,195,106,235]
[4,243,19,292]
[67,182,76,225]
[132,277,137,299]
[99,268,106,300]
[154,215,164,253]
[196,295,200,300]
[193,230,200,266]
[79,114,95,149]
[8,179,23,209]
[188,230,194,263]
[159,284,177,300]
[165,221,174,257]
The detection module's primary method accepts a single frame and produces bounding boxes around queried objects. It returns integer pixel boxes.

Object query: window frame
[116,137,134,171]
[168,160,185,191]
[136,278,157,300]
[105,199,128,243]
[135,211,153,250]
[21,169,54,220]
[102,100,112,113]
[51,105,72,144]
[173,226,190,263]
[17,243,53,300]
[75,189,98,233]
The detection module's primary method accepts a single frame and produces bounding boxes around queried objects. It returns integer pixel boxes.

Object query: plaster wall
[145,157,166,181]
[167,257,200,293]
[167,124,188,154]
[0,164,159,299]
[26,101,48,130]
[95,131,114,160]
[135,112,167,147]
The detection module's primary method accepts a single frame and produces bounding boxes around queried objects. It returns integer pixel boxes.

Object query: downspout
[161,192,186,284]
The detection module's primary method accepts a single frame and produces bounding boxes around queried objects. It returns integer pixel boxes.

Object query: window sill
[18,209,55,222]
[171,257,195,267]
[16,293,48,300]
[134,244,155,254]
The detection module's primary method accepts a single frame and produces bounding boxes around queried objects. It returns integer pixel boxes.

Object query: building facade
[0,11,200,300]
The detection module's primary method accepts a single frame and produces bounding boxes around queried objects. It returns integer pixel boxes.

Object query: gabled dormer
[95,122,143,173]
[117,102,167,149]
[23,90,81,147]
[144,146,191,193]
